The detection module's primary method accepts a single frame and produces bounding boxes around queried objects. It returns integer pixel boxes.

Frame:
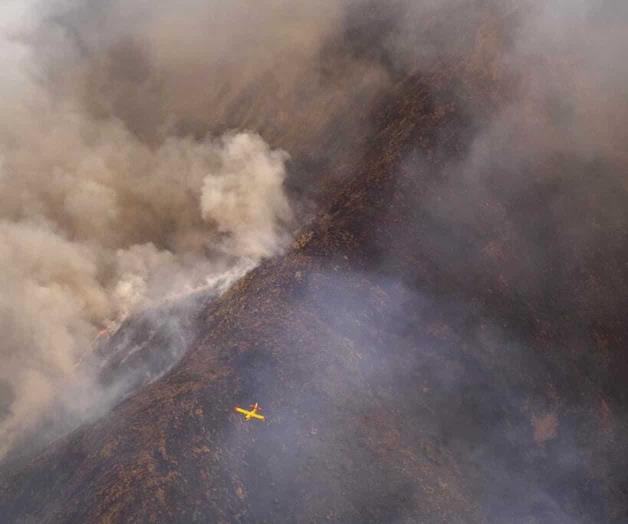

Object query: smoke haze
[0,0,336,458]
[1,0,627,489]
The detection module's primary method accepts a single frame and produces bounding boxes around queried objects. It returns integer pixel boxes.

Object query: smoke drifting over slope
[402,0,628,324]
[0,0,326,458]
[0,1,627,522]
[1,0,628,478]
[0,0,402,460]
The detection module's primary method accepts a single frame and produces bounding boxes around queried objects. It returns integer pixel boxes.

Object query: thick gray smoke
[0,0,344,458]
[403,0,628,317]
[0,0,402,460]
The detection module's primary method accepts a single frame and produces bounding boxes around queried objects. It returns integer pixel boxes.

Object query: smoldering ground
[214,268,605,523]
[215,3,628,521]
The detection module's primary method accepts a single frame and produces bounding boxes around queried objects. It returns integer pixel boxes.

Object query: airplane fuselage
[234,404,265,421]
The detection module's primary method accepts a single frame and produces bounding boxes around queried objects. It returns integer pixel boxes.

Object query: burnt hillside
[2,3,628,523]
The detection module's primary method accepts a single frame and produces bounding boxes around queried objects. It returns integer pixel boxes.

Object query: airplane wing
[234,406,265,421]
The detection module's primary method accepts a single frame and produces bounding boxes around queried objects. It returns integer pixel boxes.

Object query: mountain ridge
[2,10,628,522]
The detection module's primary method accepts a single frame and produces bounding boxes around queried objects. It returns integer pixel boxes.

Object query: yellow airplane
[234,403,265,421]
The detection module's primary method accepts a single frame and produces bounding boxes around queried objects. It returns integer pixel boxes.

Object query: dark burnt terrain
[2,6,628,524]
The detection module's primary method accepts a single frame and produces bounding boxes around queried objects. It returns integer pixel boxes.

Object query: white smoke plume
[0,1,304,458]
